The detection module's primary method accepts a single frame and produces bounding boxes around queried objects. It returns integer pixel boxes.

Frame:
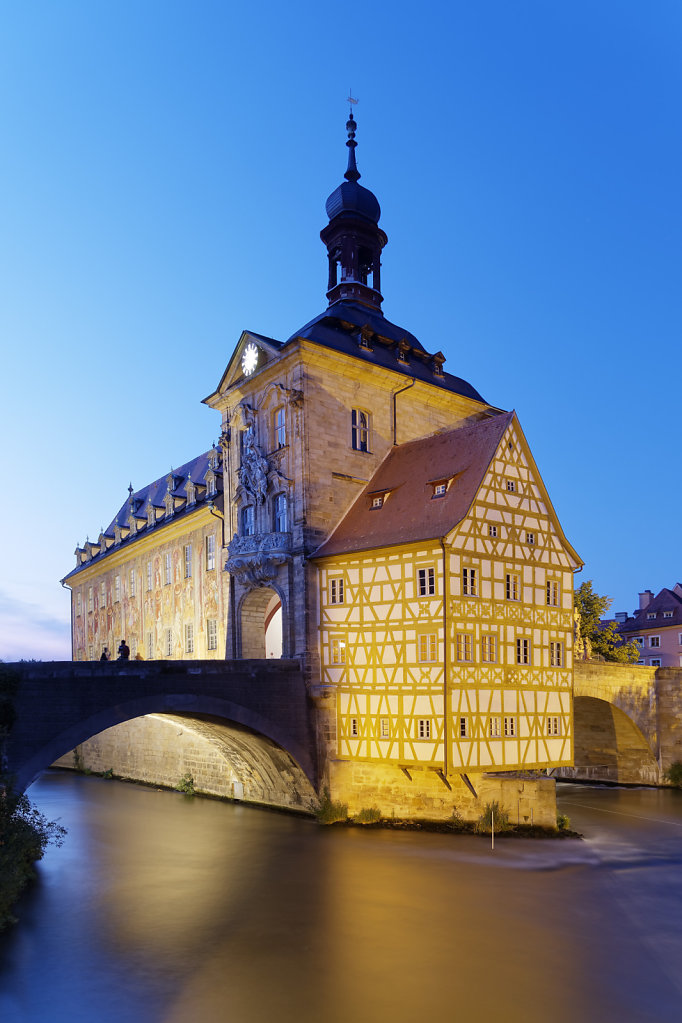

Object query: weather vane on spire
[347,90,358,115]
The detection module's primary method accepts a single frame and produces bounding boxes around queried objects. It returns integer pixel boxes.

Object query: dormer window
[371,495,384,509]
[664,611,673,619]
[647,612,656,620]
[147,502,156,528]
[206,474,216,497]
[433,483,447,498]
[164,492,174,518]
[186,480,196,507]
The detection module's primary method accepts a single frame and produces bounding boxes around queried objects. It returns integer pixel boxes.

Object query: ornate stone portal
[226,532,292,588]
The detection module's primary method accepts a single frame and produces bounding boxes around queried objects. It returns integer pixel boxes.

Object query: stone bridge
[560,662,682,785]
[2,659,318,810]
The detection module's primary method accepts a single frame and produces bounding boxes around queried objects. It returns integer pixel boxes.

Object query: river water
[1,773,681,1023]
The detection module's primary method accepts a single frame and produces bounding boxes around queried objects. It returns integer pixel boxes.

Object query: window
[634,637,644,647]
[462,567,477,596]
[184,544,192,579]
[274,493,288,532]
[242,505,255,536]
[418,633,437,662]
[459,717,468,738]
[114,576,121,603]
[88,587,93,613]
[506,480,516,493]
[647,612,656,620]
[664,611,673,619]
[488,524,498,538]
[331,638,346,664]
[129,570,136,597]
[417,567,435,596]
[371,495,384,509]
[351,408,370,452]
[76,592,82,616]
[164,628,173,657]
[546,580,560,607]
[146,632,153,659]
[650,658,661,667]
[146,561,152,592]
[481,634,497,663]
[207,619,218,651]
[526,532,535,545]
[547,716,561,736]
[504,716,516,737]
[350,718,359,737]
[380,718,390,739]
[516,638,531,665]
[273,406,286,449]
[185,623,194,654]
[650,636,660,648]
[432,482,447,498]
[207,475,216,497]
[329,578,344,604]
[100,581,106,605]
[206,534,216,571]
[87,644,94,661]
[489,716,501,738]
[456,633,473,662]
[164,552,171,585]
[506,573,520,601]
[550,641,564,667]
[418,719,431,739]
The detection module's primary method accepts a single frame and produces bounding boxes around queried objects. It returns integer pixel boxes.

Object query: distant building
[62,111,582,806]
[615,585,682,667]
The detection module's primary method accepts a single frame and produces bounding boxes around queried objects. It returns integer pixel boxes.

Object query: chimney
[674,583,682,599]
[614,612,628,624]
[638,590,654,610]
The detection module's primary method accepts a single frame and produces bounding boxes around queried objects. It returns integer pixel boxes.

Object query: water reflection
[0,774,681,1023]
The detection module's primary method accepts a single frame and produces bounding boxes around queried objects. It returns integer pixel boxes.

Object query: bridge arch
[238,584,287,659]
[563,696,660,786]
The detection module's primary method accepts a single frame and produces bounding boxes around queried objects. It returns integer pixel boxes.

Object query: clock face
[241,343,259,376]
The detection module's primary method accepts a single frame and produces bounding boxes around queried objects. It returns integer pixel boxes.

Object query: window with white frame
[650,658,661,667]
[207,619,218,651]
[164,628,173,657]
[650,636,660,648]
[146,632,154,659]
[76,592,82,616]
[273,493,287,532]
[273,406,286,449]
[481,634,497,663]
[664,611,673,618]
[329,578,344,604]
[184,544,192,579]
[146,561,152,592]
[417,567,435,596]
[547,716,561,736]
[331,638,346,664]
[241,505,255,536]
[129,570,136,597]
[647,612,656,620]
[206,534,216,571]
[185,623,194,654]
[526,532,535,545]
[634,636,644,647]
[546,579,560,607]
[504,716,516,736]
[114,576,121,603]
[418,633,438,662]
[462,567,477,596]
[206,474,216,497]
[488,524,498,537]
[164,552,171,585]
[456,633,473,662]
[506,573,520,601]
[432,482,447,498]
[88,644,94,661]
[418,719,431,739]
[516,638,531,665]
[380,718,390,738]
[506,479,516,493]
[88,587,93,613]
[100,581,106,605]
[351,408,370,452]
[550,641,564,667]
[489,716,501,738]
[371,495,384,509]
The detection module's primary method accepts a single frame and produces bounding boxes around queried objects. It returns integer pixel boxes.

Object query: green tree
[574,581,640,663]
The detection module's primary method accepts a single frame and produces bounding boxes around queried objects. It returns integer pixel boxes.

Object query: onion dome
[325,113,381,223]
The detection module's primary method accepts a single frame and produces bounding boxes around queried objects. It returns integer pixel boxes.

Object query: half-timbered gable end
[313,411,582,777]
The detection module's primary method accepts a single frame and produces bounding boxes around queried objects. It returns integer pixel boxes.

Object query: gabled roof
[311,412,514,559]
[619,587,682,634]
[203,330,283,404]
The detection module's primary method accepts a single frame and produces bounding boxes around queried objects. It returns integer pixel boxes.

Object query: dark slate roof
[63,447,222,582]
[285,300,486,404]
[312,411,514,559]
[325,180,381,224]
[618,587,682,634]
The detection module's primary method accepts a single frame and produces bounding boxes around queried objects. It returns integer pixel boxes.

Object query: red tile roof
[312,411,514,558]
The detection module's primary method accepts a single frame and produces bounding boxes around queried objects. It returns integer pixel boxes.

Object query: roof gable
[203,330,283,404]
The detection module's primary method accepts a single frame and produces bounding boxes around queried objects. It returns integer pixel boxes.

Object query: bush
[447,807,469,832]
[315,788,348,824]
[664,761,682,788]
[0,792,67,931]
[176,773,195,795]
[354,807,381,824]
[556,813,571,831]
[475,801,511,835]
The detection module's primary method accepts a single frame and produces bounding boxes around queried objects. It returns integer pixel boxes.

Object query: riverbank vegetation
[0,791,67,931]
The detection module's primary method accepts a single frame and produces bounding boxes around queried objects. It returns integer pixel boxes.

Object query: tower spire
[344,94,360,183]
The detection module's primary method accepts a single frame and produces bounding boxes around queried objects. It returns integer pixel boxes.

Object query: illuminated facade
[63,112,581,815]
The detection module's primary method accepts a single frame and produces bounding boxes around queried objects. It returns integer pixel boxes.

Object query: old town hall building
[63,114,581,817]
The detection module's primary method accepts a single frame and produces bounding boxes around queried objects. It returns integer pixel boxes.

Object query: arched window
[273,493,287,533]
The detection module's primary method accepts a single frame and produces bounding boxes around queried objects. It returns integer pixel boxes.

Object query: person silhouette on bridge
[100,647,110,661]
[117,639,130,660]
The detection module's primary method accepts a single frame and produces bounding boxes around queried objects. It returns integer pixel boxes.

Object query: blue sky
[1,2,680,660]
